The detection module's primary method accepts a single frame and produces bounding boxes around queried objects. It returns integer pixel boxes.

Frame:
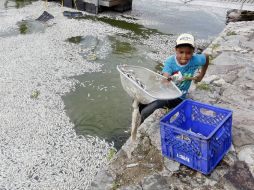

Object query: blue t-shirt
[162,53,206,99]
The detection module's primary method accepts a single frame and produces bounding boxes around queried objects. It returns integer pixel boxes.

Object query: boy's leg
[140,98,183,123]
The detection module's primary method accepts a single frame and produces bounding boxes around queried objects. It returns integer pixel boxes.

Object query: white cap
[176,33,195,47]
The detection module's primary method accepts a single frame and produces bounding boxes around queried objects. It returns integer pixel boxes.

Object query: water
[130,0,227,38]
[63,35,159,149]
[1,0,228,149]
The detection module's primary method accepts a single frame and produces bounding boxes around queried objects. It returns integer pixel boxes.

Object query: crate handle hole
[176,134,190,142]
[170,112,179,123]
[200,108,216,117]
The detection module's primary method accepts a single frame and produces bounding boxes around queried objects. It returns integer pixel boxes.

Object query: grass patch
[109,36,136,54]
[154,63,164,72]
[19,22,28,34]
[210,43,220,50]
[163,106,171,113]
[226,31,237,36]
[208,55,216,65]
[111,181,120,190]
[196,82,210,91]
[107,148,117,161]
[67,36,82,44]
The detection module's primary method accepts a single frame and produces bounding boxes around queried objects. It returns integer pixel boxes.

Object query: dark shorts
[139,98,183,123]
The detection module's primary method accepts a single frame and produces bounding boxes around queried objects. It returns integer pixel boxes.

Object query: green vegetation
[67,36,82,44]
[86,53,97,61]
[226,31,237,36]
[107,148,117,161]
[30,90,40,99]
[208,55,216,65]
[19,22,29,34]
[155,63,164,72]
[210,43,220,50]
[79,15,168,38]
[163,106,171,113]
[111,181,120,190]
[110,37,136,54]
[196,82,210,91]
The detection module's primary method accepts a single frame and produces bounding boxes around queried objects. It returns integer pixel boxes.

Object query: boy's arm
[193,54,209,83]
[163,72,171,79]
[161,72,172,83]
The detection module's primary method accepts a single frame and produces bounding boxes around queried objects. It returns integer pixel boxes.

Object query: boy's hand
[183,75,202,83]
[161,73,172,84]
[184,54,209,83]
[192,75,203,83]
[161,77,171,84]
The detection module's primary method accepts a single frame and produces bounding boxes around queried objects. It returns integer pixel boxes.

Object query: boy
[139,33,209,123]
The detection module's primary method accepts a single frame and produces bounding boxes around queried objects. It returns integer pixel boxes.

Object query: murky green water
[63,35,159,149]
[78,15,165,38]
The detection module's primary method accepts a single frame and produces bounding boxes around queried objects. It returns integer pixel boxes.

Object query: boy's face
[175,46,194,65]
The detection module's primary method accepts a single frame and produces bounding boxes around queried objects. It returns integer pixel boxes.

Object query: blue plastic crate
[160,99,232,174]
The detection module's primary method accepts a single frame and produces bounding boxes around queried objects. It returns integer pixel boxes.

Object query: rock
[207,64,244,76]
[222,35,248,51]
[213,78,226,87]
[221,70,238,84]
[119,185,142,190]
[227,10,254,23]
[232,110,254,133]
[208,91,220,100]
[243,67,254,81]
[223,161,254,190]
[232,126,254,148]
[244,39,254,50]
[238,145,254,176]
[121,138,139,159]
[221,84,252,108]
[243,81,254,90]
[202,75,220,84]
[137,109,166,151]
[126,163,139,168]
[213,52,253,66]
[222,145,238,167]
[141,136,151,153]
[227,10,241,21]
[88,169,114,190]
[141,174,169,190]
[163,158,180,172]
